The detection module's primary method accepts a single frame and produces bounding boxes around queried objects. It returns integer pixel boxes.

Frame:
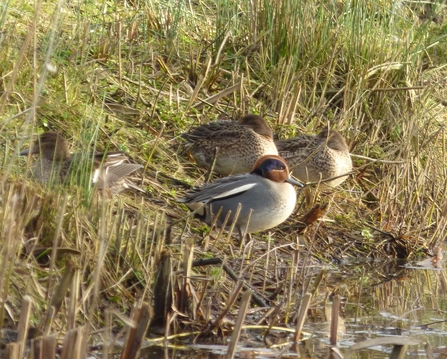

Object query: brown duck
[275,129,352,188]
[181,114,278,176]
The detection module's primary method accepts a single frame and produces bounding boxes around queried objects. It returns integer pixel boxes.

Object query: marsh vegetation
[1,0,447,357]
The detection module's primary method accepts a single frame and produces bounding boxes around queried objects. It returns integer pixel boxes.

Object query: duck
[19,131,144,195]
[275,129,352,188]
[177,155,303,240]
[181,114,278,176]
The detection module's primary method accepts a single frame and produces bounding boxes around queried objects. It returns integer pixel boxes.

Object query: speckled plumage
[275,129,352,188]
[178,155,303,238]
[181,114,278,176]
[20,132,143,195]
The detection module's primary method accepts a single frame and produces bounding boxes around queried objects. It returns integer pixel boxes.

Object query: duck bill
[19,149,31,156]
[286,176,304,187]
[20,144,38,156]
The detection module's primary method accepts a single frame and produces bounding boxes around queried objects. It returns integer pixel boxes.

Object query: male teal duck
[177,155,303,239]
[275,129,352,188]
[181,114,278,176]
[20,131,143,195]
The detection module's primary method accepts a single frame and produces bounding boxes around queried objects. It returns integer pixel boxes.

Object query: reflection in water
[140,345,225,358]
[142,260,447,359]
[304,259,447,358]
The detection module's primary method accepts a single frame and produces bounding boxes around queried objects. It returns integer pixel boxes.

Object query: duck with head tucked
[177,155,303,241]
[275,129,352,189]
[181,114,278,176]
[20,131,144,195]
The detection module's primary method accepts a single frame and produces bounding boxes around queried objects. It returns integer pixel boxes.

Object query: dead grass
[1,0,447,356]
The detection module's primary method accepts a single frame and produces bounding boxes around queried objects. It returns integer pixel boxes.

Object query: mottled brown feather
[182,115,278,175]
[275,129,352,188]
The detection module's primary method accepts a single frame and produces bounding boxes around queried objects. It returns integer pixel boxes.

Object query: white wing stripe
[212,183,257,200]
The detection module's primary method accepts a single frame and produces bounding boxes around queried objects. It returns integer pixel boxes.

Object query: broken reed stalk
[32,336,56,359]
[208,206,224,243]
[150,251,172,333]
[60,328,87,359]
[330,294,340,346]
[262,232,271,295]
[67,269,80,331]
[120,302,151,359]
[5,342,20,359]
[238,240,253,274]
[42,307,56,337]
[43,263,76,335]
[389,343,407,359]
[180,242,194,313]
[103,309,113,359]
[226,203,242,243]
[17,295,33,359]
[49,263,76,314]
[285,249,300,323]
[293,293,312,343]
[226,290,252,359]
[238,208,253,249]
[0,185,24,331]
[205,146,218,183]
[425,341,434,359]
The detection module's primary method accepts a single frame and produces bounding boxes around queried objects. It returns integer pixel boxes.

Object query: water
[143,258,447,358]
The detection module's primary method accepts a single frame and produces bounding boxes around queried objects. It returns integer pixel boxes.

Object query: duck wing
[182,121,249,142]
[178,174,257,204]
[275,135,320,153]
[92,151,143,187]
